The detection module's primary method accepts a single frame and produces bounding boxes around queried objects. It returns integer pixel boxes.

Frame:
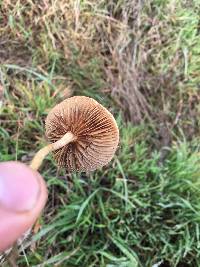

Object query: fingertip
[0,161,48,252]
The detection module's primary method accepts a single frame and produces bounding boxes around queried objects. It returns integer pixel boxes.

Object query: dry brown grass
[98,0,152,123]
[1,0,200,136]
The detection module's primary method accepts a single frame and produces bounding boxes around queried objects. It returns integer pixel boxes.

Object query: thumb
[0,161,48,252]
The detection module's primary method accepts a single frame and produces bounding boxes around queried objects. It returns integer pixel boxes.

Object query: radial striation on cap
[45,96,119,172]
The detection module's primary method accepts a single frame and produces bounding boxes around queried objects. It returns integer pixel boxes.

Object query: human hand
[0,161,48,252]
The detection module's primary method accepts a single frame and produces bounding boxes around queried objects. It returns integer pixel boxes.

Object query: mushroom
[30,96,119,171]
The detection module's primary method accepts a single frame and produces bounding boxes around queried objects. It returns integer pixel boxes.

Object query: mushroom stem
[30,132,77,170]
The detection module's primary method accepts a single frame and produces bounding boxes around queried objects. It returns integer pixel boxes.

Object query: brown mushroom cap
[45,96,119,172]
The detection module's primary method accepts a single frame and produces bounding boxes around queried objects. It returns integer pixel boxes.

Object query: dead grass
[1,0,199,134]
[91,0,200,134]
[96,0,153,123]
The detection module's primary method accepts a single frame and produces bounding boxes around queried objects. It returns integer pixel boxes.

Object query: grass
[16,129,200,267]
[1,0,200,266]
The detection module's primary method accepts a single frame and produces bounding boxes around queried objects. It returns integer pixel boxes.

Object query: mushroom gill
[45,96,119,172]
